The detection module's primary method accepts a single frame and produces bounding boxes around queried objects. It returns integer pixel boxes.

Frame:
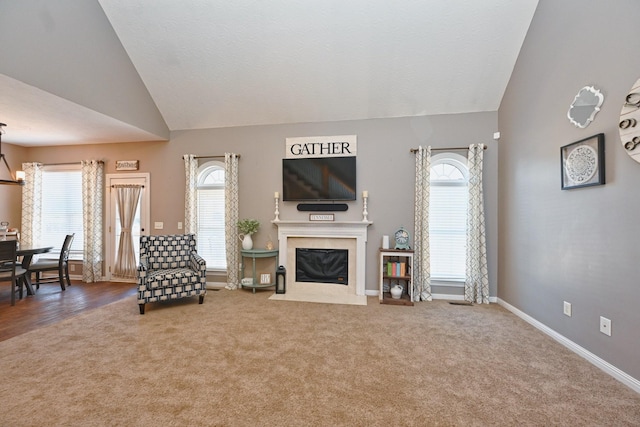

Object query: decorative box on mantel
[272,220,372,296]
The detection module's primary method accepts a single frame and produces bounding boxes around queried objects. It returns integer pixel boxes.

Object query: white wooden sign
[115,160,139,171]
[309,214,335,221]
[285,135,357,158]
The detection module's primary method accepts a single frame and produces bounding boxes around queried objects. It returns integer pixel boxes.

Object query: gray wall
[6,111,498,294]
[172,113,499,295]
[0,0,168,140]
[499,0,640,380]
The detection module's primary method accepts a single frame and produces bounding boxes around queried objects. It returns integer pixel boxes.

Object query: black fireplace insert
[295,248,348,285]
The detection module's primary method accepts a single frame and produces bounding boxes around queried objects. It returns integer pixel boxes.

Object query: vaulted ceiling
[0,0,539,146]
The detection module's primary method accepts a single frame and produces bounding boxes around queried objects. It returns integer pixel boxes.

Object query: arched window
[197,161,226,270]
[430,153,468,281]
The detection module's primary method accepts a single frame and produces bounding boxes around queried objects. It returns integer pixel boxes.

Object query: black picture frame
[561,133,605,190]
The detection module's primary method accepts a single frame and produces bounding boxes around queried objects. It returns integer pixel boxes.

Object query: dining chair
[0,240,28,305]
[28,234,74,291]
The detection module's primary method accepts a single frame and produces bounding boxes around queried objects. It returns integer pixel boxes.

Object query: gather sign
[285,135,357,158]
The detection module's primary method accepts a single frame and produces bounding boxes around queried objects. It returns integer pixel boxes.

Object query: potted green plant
[237,219,260,250]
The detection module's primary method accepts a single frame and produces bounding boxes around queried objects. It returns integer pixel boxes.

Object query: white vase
[390,284,403,299]
[241,234,253,250]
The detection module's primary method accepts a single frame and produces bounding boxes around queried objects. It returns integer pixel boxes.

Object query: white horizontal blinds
[41,166,83,256]
[429,161,468,281]
[197,164,226,270]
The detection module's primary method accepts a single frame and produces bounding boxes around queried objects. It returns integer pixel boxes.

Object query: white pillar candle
[362,190,368,198]
[274,191,279,199]
[382,235,390,249]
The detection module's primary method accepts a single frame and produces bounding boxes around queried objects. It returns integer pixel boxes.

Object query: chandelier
[0,123,25,186]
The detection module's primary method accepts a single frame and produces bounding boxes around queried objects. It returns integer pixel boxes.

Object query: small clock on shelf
[394,226,411,250]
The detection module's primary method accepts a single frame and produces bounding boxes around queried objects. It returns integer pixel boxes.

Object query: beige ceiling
[0,0,539,146]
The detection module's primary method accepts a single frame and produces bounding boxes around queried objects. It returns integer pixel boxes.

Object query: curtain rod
[184,154,241,160]
[43,162,80,166]
[43,160,105,166]
[410,145,487,153]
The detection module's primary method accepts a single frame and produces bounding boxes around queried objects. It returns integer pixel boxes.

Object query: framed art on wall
[561,133,605,190]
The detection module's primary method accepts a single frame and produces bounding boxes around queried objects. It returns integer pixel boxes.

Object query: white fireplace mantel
[272,220,372,296]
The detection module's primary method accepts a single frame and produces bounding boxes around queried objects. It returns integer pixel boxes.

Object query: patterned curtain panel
[413,146,432,301]
[224,153,240,290]
[82,160,104,283]
[113,184,142,279]
[183,154,198,234]
[465,144,489,304]
[20,162,43,248]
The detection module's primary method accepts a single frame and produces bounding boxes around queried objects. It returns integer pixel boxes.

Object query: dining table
[16,244,54,295]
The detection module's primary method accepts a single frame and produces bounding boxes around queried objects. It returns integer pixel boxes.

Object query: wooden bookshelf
[379,248,414,306]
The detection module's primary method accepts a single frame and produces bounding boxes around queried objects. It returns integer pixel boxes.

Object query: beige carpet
[1,290,639,426]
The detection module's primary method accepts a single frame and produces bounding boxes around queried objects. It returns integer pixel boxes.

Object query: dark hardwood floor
[0,280,137,342]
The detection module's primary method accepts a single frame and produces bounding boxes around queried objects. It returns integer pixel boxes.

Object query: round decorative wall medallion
[565,145,598,184]
[619,76,640,164]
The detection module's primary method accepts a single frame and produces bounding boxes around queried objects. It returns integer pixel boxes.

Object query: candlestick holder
[362,195,369,222]
[274,196,280,222]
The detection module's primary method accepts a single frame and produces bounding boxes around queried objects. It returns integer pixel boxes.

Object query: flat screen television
[282,156,356,201]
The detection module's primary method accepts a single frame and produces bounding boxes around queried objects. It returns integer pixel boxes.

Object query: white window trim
[429,152,468,282]
[197,160,227,271]
[431,152,468,180]
[40,164,84,258]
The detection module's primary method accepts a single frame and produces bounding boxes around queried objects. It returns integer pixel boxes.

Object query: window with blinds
[41,165,84,258]
[429,155,468,281]
[197,162,226,270]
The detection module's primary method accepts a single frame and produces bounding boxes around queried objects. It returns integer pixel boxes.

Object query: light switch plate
[154,222,164,229]
[563,301,572,317]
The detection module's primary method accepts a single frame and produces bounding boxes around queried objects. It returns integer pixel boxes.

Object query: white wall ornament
[567,86,604,128]
[619,77,640,164]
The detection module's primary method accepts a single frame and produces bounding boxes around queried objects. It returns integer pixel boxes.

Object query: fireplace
[296,248,348,285]
[273,220,371,297]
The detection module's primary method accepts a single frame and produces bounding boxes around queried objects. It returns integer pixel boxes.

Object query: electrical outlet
[600,316,612,336]
[178,221,183,230]
[563,301,572,317]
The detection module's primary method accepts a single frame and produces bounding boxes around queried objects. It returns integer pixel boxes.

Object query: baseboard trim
[41,273,84,281]
[497,298,640,394]
[206,281,227,290]
[432,293,464,301]
[365,290,497,303]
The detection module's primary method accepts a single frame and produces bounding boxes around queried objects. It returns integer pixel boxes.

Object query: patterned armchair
[137,234,206,314]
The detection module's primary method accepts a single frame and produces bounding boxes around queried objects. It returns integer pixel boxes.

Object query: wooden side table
[240,249,279,293]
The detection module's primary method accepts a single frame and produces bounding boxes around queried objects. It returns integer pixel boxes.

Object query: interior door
[106,173,150,282]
